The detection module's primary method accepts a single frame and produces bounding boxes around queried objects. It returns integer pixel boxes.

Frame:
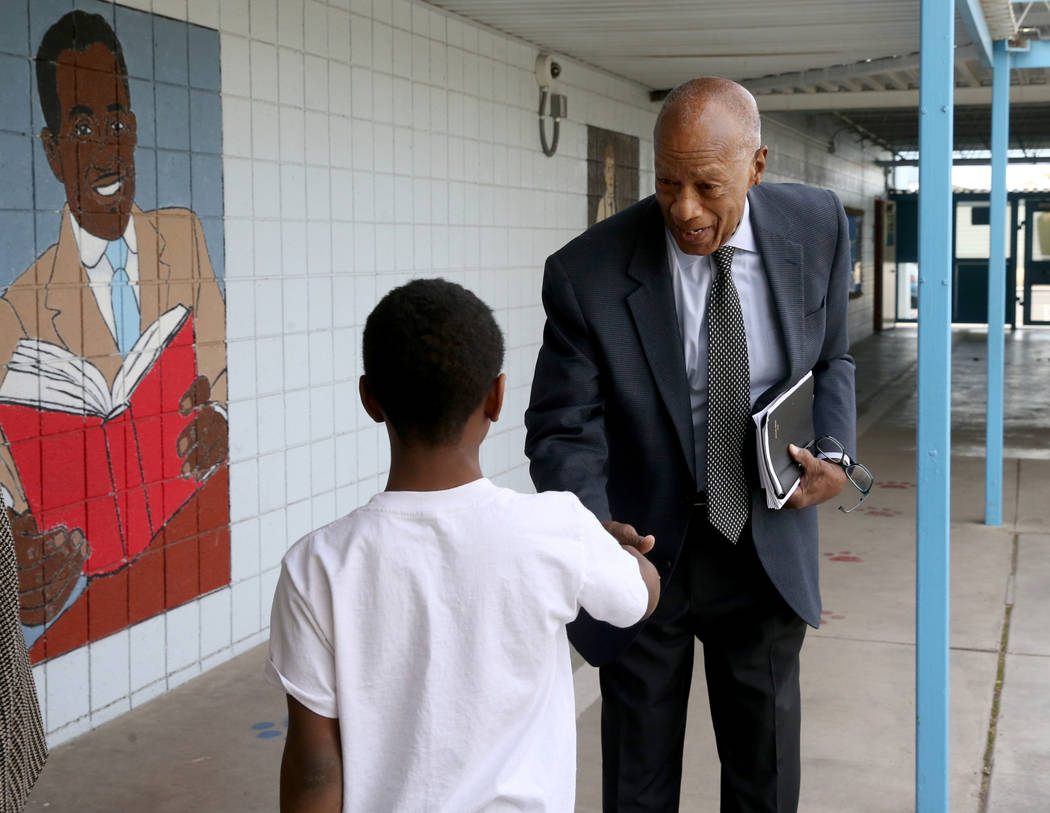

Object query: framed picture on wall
[844,206,864,298]
[587,125,640,226]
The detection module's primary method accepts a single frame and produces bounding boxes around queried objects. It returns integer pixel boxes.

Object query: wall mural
[0,2,229,663]
[587,125,640,227]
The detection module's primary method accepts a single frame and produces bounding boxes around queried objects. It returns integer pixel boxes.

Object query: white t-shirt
[266,477,648,812]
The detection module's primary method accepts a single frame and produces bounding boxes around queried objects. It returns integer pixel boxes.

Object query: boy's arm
[572,507,660,628]
[603,520,660,620]
[619,545,660,621]
[280,695,343,813]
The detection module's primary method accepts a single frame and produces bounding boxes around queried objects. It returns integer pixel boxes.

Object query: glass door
[1023,201,1050,325]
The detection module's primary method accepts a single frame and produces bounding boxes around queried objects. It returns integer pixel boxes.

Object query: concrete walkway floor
[24,326,1050,812]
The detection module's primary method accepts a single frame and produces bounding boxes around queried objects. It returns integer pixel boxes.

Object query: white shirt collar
[68,209,138,270]
[726,195,757,254]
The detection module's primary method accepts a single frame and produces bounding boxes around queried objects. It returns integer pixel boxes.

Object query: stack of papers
[752,371,815,509]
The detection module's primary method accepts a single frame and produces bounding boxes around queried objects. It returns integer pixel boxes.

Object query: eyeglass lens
[846,464,874,493]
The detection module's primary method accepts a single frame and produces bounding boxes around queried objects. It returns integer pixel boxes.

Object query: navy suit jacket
[525,183,857,666]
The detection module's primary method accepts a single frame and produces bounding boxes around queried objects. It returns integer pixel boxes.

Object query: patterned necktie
[706,244,751,543]
[106,238,138,358]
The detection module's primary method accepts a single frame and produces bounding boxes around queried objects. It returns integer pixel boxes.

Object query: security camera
[535,53,562,88]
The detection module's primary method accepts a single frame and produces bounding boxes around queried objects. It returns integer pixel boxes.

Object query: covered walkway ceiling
[427,0,1050,155]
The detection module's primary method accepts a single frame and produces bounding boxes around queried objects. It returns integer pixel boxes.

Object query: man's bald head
[651,77,767,255]
[654,77,761,159]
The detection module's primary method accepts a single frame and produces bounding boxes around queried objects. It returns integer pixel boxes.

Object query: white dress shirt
[667,196,788,488]
[68,210,140,343]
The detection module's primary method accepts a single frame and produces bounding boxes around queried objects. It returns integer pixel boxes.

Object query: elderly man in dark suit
[526,77,857,812]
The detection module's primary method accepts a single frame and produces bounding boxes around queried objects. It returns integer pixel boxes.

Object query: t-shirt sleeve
[265,561,338,719]
[571,498,649,628]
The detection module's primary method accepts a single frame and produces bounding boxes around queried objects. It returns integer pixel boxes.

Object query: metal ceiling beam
[884,72,911,90]
[961,59,984,86]
[958,0,994,66]
[1007,38,1050,68]
[875,154,1050,165]
[752,83,1050,110]
[741,47,980,95]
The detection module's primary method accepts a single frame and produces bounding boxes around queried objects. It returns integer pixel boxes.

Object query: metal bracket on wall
[538,87,567,157]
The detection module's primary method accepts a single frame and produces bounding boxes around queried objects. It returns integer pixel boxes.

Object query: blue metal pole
[986,40,1010,526]
[917,0,953,809]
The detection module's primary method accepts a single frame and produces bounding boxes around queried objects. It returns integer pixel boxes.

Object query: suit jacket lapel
[749,189,805,412]
[46,207,122,382]
[625,202,697,484]
[134,205,169,329]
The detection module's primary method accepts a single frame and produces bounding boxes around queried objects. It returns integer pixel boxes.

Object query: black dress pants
[599,510,808,812]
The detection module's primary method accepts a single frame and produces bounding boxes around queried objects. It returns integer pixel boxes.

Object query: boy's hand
[602,520,655,554]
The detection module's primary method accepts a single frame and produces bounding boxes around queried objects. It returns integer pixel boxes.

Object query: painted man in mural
[0,10,228,649]
[595,143,618,222]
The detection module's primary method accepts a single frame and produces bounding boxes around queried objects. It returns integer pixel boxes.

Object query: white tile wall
[165,602,201,673]
[38,0,887,747]
[46,647,89,732]
[129,615,166,694]
[199,588,233,657]
[90,630,130,713]
[762,113,886,344]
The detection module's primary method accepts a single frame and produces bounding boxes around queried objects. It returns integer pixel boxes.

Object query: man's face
[42,42,136,241]
[654,107,765,256]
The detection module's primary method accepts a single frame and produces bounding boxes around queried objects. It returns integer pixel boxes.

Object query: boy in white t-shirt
[266,278,660,812]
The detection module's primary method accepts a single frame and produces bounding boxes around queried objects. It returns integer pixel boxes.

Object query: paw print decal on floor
[824,551,862,562]
[252,718,289,739]
[856,506,903,518]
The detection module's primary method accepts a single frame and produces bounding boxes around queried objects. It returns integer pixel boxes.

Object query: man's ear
[41,129,64,182]
[483,373,506,423]
[358,375,386,424]
[751,146,768,187]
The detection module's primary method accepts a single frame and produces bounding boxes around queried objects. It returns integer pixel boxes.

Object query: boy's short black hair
[362,278,504,446]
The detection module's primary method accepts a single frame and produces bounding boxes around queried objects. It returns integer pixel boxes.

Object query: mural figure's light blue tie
[106,238,138,358]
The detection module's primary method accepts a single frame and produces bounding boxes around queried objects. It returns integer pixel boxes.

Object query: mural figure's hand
[9,507,90,626]
[177,375,229,479]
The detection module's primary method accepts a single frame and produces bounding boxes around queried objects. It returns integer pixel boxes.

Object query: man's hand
[10,507,90,627]
[602,520,656,554]
[177,375,229,479]
[784,444,848,510]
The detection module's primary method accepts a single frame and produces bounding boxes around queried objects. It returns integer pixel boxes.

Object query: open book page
[0,304,190,419]
[1,339,113,416]
[111,305,190,410]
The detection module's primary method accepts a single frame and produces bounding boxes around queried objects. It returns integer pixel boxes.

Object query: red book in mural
[0,305,201,575]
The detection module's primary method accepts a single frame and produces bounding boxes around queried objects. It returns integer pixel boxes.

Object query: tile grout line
[977,531,1019,813]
